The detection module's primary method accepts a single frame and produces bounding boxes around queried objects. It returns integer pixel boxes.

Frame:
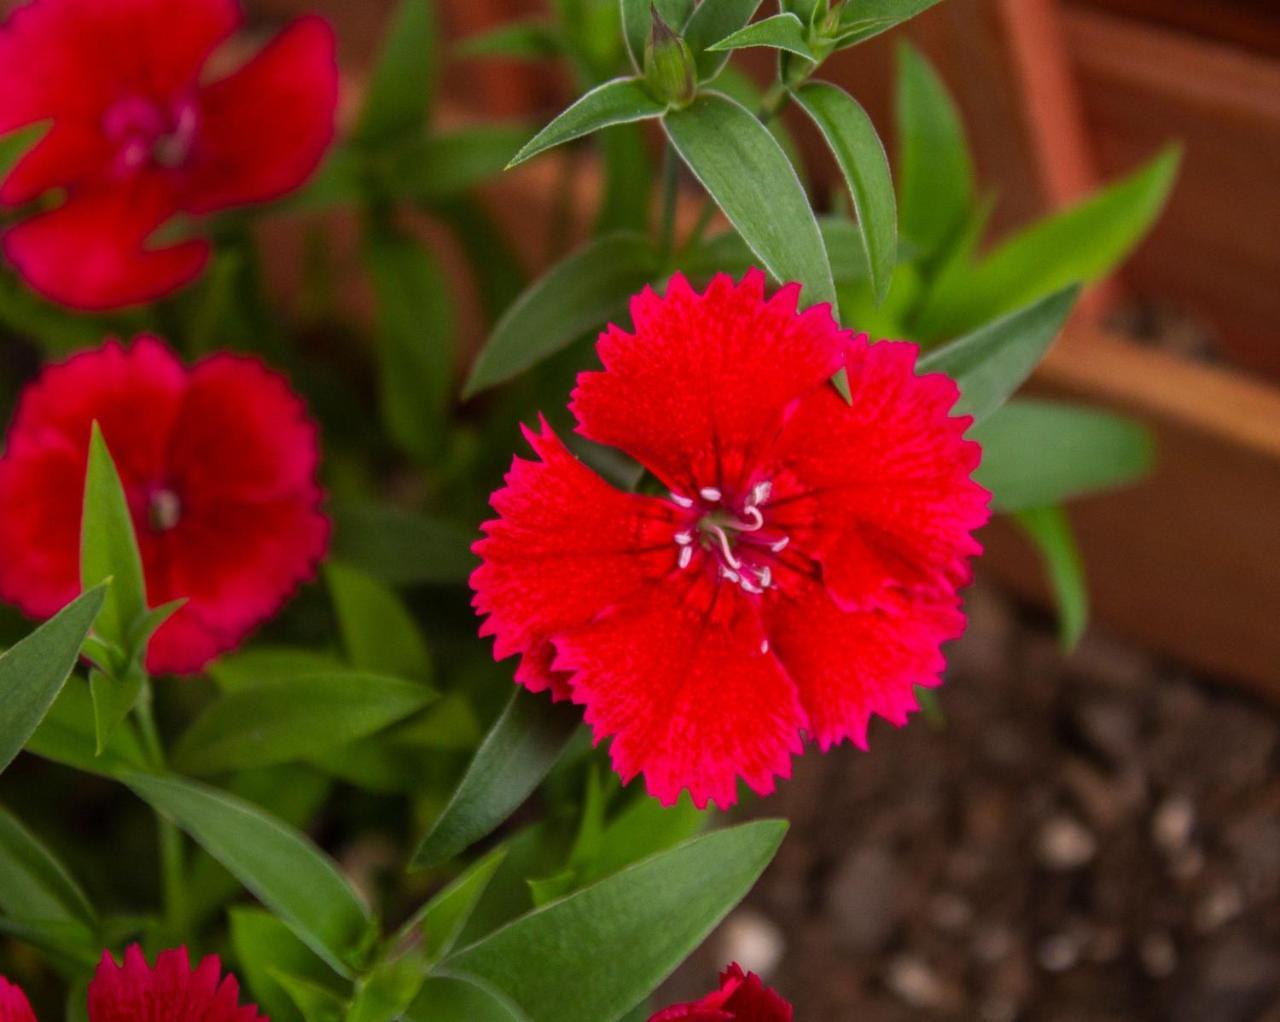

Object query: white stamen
[670,492,694,508]
[760,639,770,654]
[756,566,772,588]
[678,545,693,569]
[737,506,765,531]
[674,530,694,546]
[739,576,763,595]
[721,566,740,583]
[769,536,790,552]
[708,524,741,569]
[749,481,772,507]
[699,486,722,502]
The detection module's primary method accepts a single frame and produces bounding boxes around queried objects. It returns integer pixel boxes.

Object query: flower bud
[643,6,696,107]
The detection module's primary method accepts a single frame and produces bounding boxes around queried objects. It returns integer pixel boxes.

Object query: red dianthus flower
[649,964,793,1021]
[473,271,990,809]
[0,0,338,310]
[2,946,264,1022]
[0,337,329,675]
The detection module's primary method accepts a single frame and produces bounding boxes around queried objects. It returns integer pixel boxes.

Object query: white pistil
[699,486,722,502]
[678,545,693,569]
[708,524,742,569]
[737,506,764,531]
[670,491,694,508]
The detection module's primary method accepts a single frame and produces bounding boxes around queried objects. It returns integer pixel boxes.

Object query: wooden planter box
[259,0,1280,699]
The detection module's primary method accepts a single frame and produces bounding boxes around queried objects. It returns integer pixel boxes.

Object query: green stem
[135,686,187,940]
[657,143,680,264]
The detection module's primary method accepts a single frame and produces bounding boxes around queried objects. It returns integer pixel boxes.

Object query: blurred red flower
[0,337,329,675]
[1,946,264,1022]
[0,0,338,310]
[649,964,793,1021]
[473,270,989,809]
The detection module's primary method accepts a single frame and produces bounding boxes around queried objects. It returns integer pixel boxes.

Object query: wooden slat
[982,326,1280,698]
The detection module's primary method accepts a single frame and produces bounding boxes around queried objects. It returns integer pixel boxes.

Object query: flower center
[670,480,790,594]
[148,487,182,532]
[103,95,199,176]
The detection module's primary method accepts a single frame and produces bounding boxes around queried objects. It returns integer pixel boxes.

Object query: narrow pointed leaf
[972,399,1154,510]
[508,79,665,168]
[327,563,432,682]
[405,977,527,1022]
[0,805,97,937]
[88,665,144,757]
[896,42,975,260]
[404,845,510,962]
[0,585,106,775]
[412,690,581,869]
[357,0,438,143]
[665,92,835,309]
[917,285,1079,424]
[127,773,374,976]
[707,13,815,59]
[918,146,1181,337]
[835,0,945,47]
[441,820,788,1022]
[272,969,349,1022]
[1016,505,1089,650]
[81,424,146,652]
[230,908,334,1022]
[173,671,435,775]
[27,679,147,778]
[464,233,661,397]
[0,123,48,180]
[683,0,764,80]
[794,81,897,304]
[619,0,651,72]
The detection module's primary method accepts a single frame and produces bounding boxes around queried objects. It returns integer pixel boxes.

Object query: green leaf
[401,845,510,962]
[0,123,48,180]
[972,399,1155,511]
[26,680,147,778]
[1016,505,1089,650]
[895,41,975,261]
[456,20,563,61]
[347,955,428,1022]
[127,773,373,976]
[682,217,871,283]
[272,969,349,1022]
[794,81,897,304]
[357,0,439,143]
[365,229,454,462]
[230,908,335,1022]
[597,123,653,234]
[916,285,1080,425]
[81,424,147,655]
[683,0,764,80]
[412,690,582,869]
[835,0,945,47]
[0,586,106,775]
[0,805,97,942]
[463,232,661,397]
[665,92,836,310]
[173,671,435,775]
[88,665,145,758]
[508,79,666,168]
[331,502,476,586]
[382,125,532,202]
[918,146,1181,337]
[441,820,787,1022]
[210,647,345,693]
[404,976,526,1022]
[707,13,815,59]
[580,793,707,887]
[327,562,432,682]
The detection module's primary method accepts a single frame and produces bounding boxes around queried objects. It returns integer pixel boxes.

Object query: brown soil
[668,577,1280,1021]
